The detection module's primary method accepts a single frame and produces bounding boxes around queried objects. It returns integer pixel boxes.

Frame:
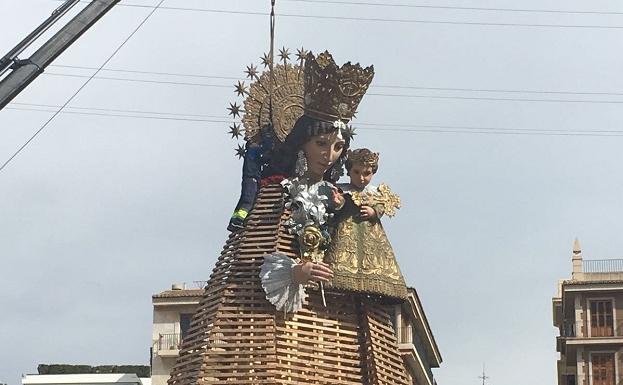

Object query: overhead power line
[204,10,623,30]
[353,121,623,134]
[49,64,241,80]
[52,0,623,16]
[371,84,623,97]
[10,102,228,119]
[45,72,233,88]
[38,71,623,104]
[47,64,623,97]
[50,0,623,29]
[282,0,623,16]
[7,103,623,137]
[365,92,623,104]
[6,105,231,123]
[0,0,167,173]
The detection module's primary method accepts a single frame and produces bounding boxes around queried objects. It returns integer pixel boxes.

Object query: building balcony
[396,326,435,385]
[558,320,623,346]
[559,321,577,337]
[155,333,182,357]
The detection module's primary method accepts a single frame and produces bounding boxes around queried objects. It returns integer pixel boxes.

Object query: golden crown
[303,51,374,123]
[347,148,379,169]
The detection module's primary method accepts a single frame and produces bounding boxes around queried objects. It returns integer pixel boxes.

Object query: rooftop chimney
[571,237,583,280]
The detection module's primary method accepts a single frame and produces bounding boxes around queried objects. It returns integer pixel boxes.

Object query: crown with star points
[227,49,372,158]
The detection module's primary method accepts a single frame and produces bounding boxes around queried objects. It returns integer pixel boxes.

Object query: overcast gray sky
[2,0,623,384]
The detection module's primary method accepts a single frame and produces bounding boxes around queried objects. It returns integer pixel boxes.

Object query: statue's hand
[292,261,334,285]
[331,186,345,210]
[360,205,376,220]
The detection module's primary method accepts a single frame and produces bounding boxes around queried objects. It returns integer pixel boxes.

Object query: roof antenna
[478,363,490,385]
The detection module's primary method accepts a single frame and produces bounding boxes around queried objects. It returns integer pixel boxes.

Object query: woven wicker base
[168,184,410,385]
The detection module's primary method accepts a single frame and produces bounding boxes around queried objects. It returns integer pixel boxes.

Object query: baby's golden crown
[347,148,379,169]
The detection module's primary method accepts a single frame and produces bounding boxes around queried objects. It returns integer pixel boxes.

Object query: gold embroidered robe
[324,184,408,300]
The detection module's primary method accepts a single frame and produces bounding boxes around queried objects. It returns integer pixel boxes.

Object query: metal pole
[0,0,81,77]
[0,0,120,110]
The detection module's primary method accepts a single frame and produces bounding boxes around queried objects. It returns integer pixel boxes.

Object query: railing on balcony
[583,259,623,273]
[560,321,577,337]
[397,325,414,344]
[559,319,623,338]
[158,333,182,351]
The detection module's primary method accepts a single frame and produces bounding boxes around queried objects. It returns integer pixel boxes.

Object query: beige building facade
[150,284,441,385]
[151,284,203,385]
[553,240,623,385]
[396,287,443,385]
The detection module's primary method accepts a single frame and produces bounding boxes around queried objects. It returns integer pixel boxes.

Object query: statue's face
[349,164,374,189]
[302,130,345,179]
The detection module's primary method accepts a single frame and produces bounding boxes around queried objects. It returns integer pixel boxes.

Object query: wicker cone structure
[168,183,411,385]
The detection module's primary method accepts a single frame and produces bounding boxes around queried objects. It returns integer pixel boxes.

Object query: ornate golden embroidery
[361,221,400,279]
[324,188,407,299]
[326,221,358,274]
[351,183,401,217]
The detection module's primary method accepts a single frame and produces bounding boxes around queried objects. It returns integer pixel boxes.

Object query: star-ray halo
[227,47,307,156]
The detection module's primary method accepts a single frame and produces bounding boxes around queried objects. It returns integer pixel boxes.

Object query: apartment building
[395,287,443,385]
[553,239,623,385]
[151,283,203,385]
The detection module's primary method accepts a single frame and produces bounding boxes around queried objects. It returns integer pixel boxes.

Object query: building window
[180,313,193,339]
[564,374,576,385]
[591,353,615,385]
[589,300,614,337]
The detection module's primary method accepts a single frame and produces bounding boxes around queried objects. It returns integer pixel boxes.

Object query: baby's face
[349,164,374,189]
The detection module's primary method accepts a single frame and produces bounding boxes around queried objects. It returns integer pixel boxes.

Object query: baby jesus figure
[324,148,408,300]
